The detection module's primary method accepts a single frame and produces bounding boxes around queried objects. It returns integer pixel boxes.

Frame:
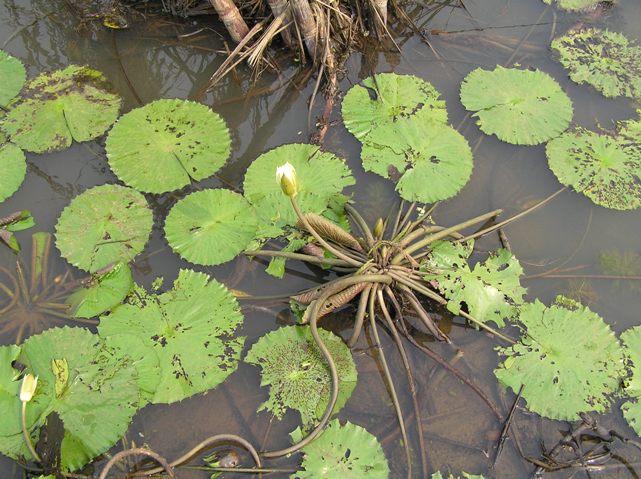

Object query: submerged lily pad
[164,189,258,265]
[0,51,25,106]
[99,269,245,404]
[65,263,133,318]
[55,184,153,272]
[546,112,641,210]
[422,241,526,327]
[106,99,231,194]
[543,0,610,12]
[243,144,354,239]
[293,420,389,479]
[460,66,573,145]
[244,325,357,427]
[360,120,473,203]
[2,65,120,153]
[0,142,26,202]
[342,73,448,141]
[495,298,625,420]
[620,326,641,435]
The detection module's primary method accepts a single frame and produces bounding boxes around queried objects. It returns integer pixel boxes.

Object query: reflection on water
[1,0,641,477]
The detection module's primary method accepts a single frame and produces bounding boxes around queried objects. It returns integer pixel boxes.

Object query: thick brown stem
[209,0,250,43]
[266,0,294,46]
[290,0,317,59]
[370,0,387,37]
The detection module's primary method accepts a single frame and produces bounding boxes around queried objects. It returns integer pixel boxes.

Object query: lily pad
[543,0,610,12]
[0,51,25,106]
[620,326,641,435]
[105,99,231,194]
[341,73,448,141]
[495,297,625,420]
[2,65,120,153]
[459,66,573,145]
[98,269,245,404]
[164,189,258,265]
[293,420,389,479]
[0,142,26,202]
[360,120,473,203]
[546,112,641,210]
[244,325,357,427]
[422,241,526,327]
[65,263,133,318]
[55,184,153,272]
[243,143,354,239]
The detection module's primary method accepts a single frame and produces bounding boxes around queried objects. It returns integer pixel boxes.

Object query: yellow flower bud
[20,374,38,402]
[276,162,299,198]
[373,218,384,238]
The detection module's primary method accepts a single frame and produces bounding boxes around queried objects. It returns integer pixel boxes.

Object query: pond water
[1,0,641,477]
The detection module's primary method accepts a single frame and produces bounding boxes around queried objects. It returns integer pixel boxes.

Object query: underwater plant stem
[493,384,523,467]
[99,448,175,479]
[347,284,372,347]
[345,203,374,247]
[243,249,350,266]
[184,465,298,473]
[526,274,641,281]
[21,401,41,463]
[15,262,31,305]
[457,310,516,344]
[386,271,446,306]
[398,286,449,342]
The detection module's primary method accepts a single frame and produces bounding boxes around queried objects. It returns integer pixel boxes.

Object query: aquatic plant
[542,0,606,11]
[620,326,641,435]
[0,210,33,252]
[0,51,25,106]
[0,140,26,203]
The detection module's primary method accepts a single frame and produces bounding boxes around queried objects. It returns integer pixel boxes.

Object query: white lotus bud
[20,374,38,402]
[276,162,299,198]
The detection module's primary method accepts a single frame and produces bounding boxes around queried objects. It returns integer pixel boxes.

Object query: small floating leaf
[0,142,26,202]
[620,326,641,435]
[2,65,120,153]
[99,269,245,404]
[543,0,611,13]
[55,184,153,272]
[65,263,133,318]
[552,28,641,98]
[164,189,258,265]
[106,99,231,194]
[341,73,448,141]
[546,112,641,210]
[293,420,389,479]
[245,325,357,427]
[0,210,34,252]
[495,297,625,420]
[460,66,573,145]
[0,51,25,106]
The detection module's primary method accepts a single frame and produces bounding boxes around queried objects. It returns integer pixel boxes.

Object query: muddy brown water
[1,0,641,477]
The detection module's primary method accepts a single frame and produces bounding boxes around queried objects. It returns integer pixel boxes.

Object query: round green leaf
[65,263,133,318]
[165,189,257,265]
[341,73,448,141]
[543,0,607,12]
[360,120,473,203]
[495,298,625,420]
[293,420,389,479]
[546,113,641,210]
[551,28,641,99]
[243,143,354,239]
[55,184,153,272]
[98,269,245,404]
[2,65,121,153]
[105,99,231,194]
[0,50,25,106]
[620,326,641,435]
[245,325,357,427]
[460,66,573,145]
[0,142,26,202]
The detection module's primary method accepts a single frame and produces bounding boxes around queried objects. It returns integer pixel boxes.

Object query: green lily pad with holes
[2,65,120,153]
[0,327,139,471]
[495,297,625,420]
[421,241,526,327]
[243,143,354,239]
[620,326,641,435]
[460,66,573,145]
[0,142,26,202]
[164,189,258,266]
[245,325,357,427]
[65,263,133,318]
[0,51,25,106]
[543,0,610,12]
[360,120,472,203]
[98,269,245,404]
[105,99,231,194]
[546,112,641,210]
[341,73,448,141]
[55,184,153,273]
[292,420,389,479]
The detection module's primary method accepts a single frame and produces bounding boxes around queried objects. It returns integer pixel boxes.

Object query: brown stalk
[266,0,294,46]
[209,0,250,43]
[290,0,318,60]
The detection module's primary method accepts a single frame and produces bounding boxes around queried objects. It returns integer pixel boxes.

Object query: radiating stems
[458,310,516,344]
[21,401,40,463]
[347,284,372,347]
[386,271,446,306]
[393,202,439,243]
[345,203,374,248]
[244,249,350,266]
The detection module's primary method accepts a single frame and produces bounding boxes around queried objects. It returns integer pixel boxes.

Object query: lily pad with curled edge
[55,184,152,273]
[65,263,133,318]
[552,28,641,99]
[98,269,245,404]
[543,0,609,12]
[460,66,573,145]
[546,113,641,210]
[243,143,354,239]
[105,99,231,194]
[0,51,25,106]
[341,73,448,141]
[421,240,526,327]
[620,326,641,435]
[494,297,625,420]
[360,120,473,203]
[164,189,258,266]
[2,65,120,153]
[0,142,26,202]
[244,325,357,428]
[292,420,389,479]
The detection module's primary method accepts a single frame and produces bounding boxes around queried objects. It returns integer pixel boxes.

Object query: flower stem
[21,401,41,463]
